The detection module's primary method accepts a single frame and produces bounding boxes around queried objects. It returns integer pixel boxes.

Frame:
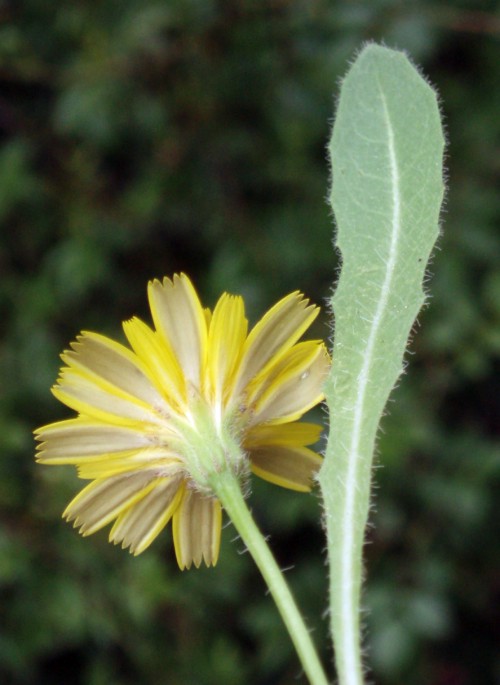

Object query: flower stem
[213,470,330,685]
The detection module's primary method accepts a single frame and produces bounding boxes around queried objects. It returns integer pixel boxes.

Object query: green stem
[213,470,330,685]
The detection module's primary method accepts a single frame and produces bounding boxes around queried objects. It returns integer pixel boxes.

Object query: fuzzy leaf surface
[319,44,445,685]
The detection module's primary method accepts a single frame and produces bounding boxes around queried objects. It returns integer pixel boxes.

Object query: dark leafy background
[0,2,498,684]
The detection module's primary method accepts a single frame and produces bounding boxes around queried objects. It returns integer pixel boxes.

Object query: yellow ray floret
[206,293,248,406]
[231,291,320,398]
[244,422,323,449]
[109,477,185,555]
[148,274,208,389]
[60,332,167,408]
[63,471,167,537]
[249,445,323,492]
[173,488,222,569]
[123,317,186,409]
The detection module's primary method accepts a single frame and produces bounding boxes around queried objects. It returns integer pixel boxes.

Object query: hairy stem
[213,470,329,685]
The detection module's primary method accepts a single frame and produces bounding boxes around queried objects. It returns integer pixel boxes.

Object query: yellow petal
[148,274,208,390]
[123,317,186,408]
[63,471,162,536]
[206,293,247,405]
[76,450,182,480]
[172,488,222,570]
[53,368,163,426]
[247,340,322,403]
[250,342,330,425]
[232,291,319,398]
[249,445,322,492]
[35,418,154,464]
[61,332,168,409]
[244,422,323,449]
[109,475,184,555]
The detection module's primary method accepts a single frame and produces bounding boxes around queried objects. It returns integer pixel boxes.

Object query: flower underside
[35,274,329,569]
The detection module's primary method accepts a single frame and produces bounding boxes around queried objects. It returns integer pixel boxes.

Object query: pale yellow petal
[244,422,323,449]
[61,332,168,409]
[148,274,207,389]
[249,445,322,492]
[76,449,182,480]
[250,343,329,425]
[63,471,161,536]
[172,489,222,570]
[123,317,185,407]
[109,475,184,555]
[52,369,162,426]
[35,418,154,464]
[206,293,247,405]
[247,340,323,404]
[231,291,319,398]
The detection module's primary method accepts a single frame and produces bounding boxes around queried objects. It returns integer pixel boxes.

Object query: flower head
[35,274,329,569]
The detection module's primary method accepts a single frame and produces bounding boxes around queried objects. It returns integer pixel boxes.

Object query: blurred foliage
[0,1,498,684]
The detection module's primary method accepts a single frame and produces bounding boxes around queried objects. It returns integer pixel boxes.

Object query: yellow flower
[35,274,329,569]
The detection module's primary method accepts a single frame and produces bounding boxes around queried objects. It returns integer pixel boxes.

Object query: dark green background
[1,2,498,684]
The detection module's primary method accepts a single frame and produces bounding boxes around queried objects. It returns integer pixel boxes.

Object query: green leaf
[319,44,445,684]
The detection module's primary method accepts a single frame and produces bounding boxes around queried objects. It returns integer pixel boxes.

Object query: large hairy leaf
[319,44,445,684]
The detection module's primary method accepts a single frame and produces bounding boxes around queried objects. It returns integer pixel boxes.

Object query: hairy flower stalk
[35,274,329,571]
